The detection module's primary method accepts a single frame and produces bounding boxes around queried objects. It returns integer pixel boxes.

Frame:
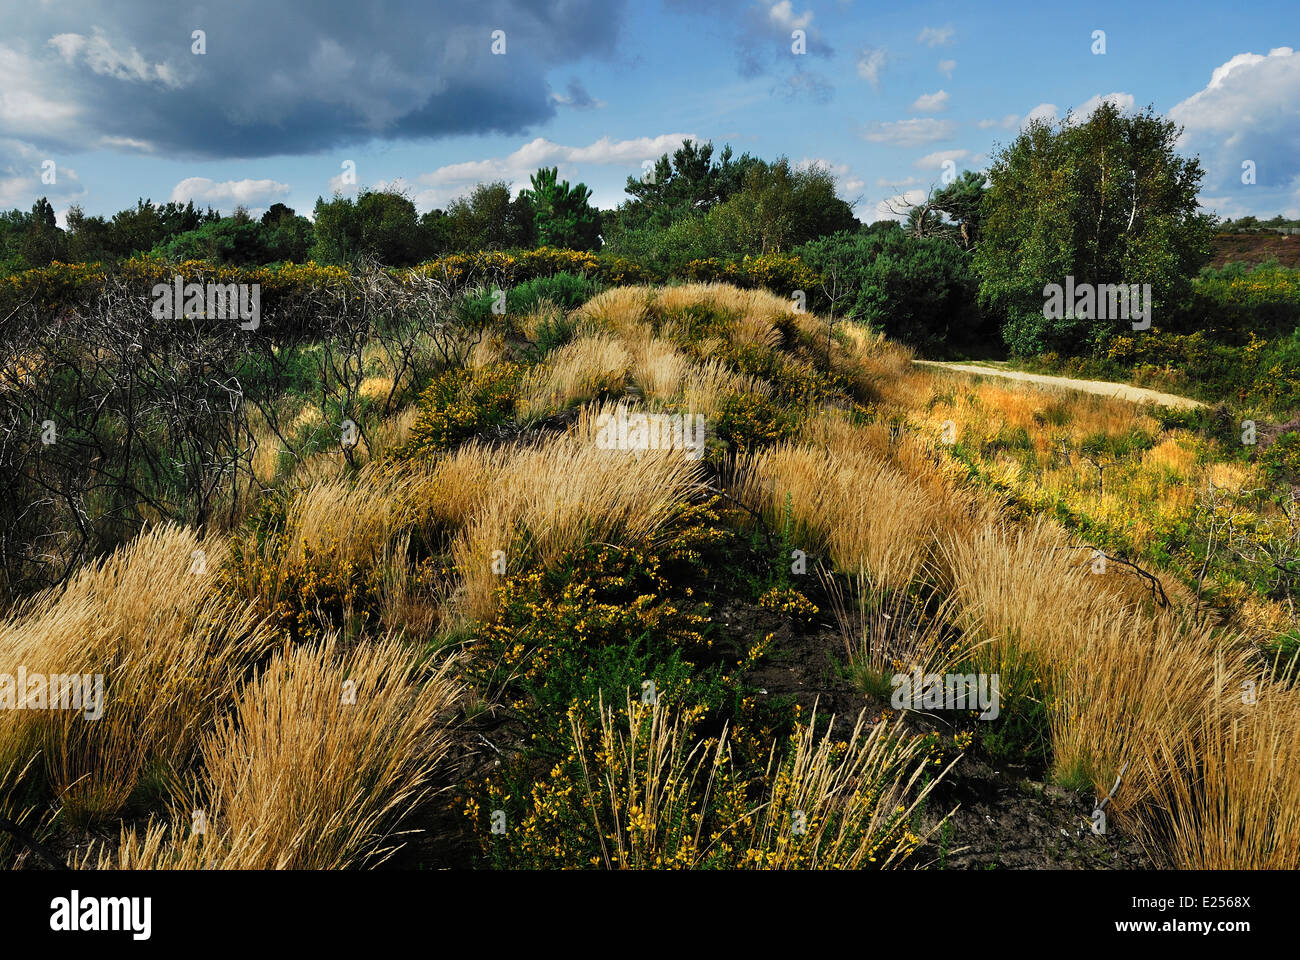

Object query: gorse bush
[404,363,522,455]
[1104,330,1300,413]
[1166,262,1300,344]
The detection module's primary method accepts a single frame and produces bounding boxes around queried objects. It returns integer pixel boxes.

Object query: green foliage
[157,212,266,265]
[311,189,429,266]
[976,103,1214,356]
[612,139,760,233]
[470,536,724,744]
[443,181,537,253]
[796,226,988,355]
[930,170,987,248]
[1102,330,1300,414]
[1261,432,1300,486]
[605,150,857,275]
[506,271,599,314]
[520,167,601,251]
[1165,262,1300,343]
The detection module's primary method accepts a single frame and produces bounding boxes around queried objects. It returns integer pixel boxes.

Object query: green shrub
[506,271,598,314]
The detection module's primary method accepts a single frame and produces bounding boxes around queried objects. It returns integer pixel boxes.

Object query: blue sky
[2,0,1297,226]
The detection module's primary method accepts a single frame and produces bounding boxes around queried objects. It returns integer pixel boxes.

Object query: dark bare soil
[1212,233,1300,268]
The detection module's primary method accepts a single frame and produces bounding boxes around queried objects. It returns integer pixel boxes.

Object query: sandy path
[913,360,1206,410]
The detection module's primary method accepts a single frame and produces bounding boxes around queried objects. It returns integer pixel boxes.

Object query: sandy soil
[914,361,1205,410]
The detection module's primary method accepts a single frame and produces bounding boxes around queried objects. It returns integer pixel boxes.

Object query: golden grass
[517,333,630,419]
[573,285,654,340]
[91,634,462,869]
[735,440,939,593]
[452,421,706,621]
[0,525,275,825]
[680,357,771,416]
[631,337,688,399]
[1129,682,1300,869]
[227,462,432,617]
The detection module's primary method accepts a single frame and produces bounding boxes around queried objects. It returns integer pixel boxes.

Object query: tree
[311,189,426,266]
[64,205,115,264]
[521,167,601,250]
[108,199,167,259]
[975,102,1214,356]
[612,139,760,234]
[706,159,857,255]
[259,203,314,262]
[444,182,536,252]
[19,198,67,267]
[419,209,453,257]
[796,226,991,357]
[158,216,266,265]
[932,170,986,248]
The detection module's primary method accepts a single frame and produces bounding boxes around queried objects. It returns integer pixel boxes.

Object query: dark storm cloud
[0,0,628,159]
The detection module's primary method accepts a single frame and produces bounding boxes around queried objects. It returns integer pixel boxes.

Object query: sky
[1,0,1297,227]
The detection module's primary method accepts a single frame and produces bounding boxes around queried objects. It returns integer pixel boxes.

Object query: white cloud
[766,0,813,31]
[862,118,954,147]
[856,47,887,91]
[917,25,954,47]
[1170,48,1300,193]
[876,175,922,188]
[875,187,927,221]
[938,59,956,79]
[1068,92,1135,122]
[96,135,156,153]
[914,149,969,170]
[1022,103,1059,127]
[0,137,86,209]
[0,45,82,140]
[978,114,1019,129]
[48,27,184,88]
[910,89,949,113]
[170,177,291,211]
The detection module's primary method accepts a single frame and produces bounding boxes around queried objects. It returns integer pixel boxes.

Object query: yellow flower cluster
[758,585,819,621]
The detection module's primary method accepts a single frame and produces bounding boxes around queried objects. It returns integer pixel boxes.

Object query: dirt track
[914,360,1205,410]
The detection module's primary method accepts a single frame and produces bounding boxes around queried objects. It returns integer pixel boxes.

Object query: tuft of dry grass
[0,525,275,825]
[732,705,956,869]
[452,422,705,621]
[91,634,462,870]
[631,337,689,400]
[1129,682,1300,869]
[517,334,630,419]
[823,570,967,688]
[571,694,955,870]
[735,440,939,593]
